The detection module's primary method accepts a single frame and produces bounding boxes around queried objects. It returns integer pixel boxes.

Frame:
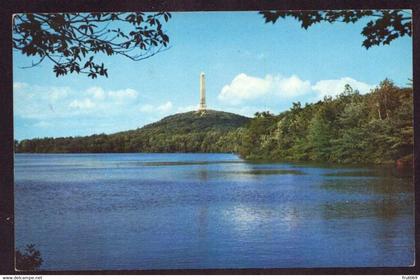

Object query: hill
[139,110,250,133]
[16,110,251,153]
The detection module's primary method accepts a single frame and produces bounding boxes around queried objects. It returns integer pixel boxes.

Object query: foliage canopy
[238,79,413,164]
[260,10,412,48]
[13,12,171,78]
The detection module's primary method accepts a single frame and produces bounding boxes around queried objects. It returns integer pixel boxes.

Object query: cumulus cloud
[219,73,270,104]
[86,86,105,100]
[311,77,375,99]
[218,73,311,105]
[69,98,96,110]
[219,73,375,106]
[47,87,71,102]
[157,101,173,112]
[13,82,28,91]
[14,84,74,119]
[108,88,138,103]
[276,75,312,97]
[13,83,171,121]
[33,121,52,128]
[66,88,139,115]
[14,83,181,138]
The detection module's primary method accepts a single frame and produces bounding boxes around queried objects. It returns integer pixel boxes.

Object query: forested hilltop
[15,79,413,164]
[15,110,250,153]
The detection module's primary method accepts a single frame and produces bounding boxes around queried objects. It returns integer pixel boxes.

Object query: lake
[14,153,414,270]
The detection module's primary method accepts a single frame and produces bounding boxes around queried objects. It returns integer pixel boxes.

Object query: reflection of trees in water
[197,168,209,181]
[320,173,413,220]
[320,198,414,265]
[323,165,413,179]
[196,188,210,262]
[196,168,209,240]
[320,176,413,195]
[321,198,411,220]
[319,173,414,265]
[198,204,208,240]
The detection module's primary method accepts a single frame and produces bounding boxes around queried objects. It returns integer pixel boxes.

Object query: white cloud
[312,77,375,99]
[108,88,138,103]
[33,121,52,128]
[219,73,271,104]
[69,98,95,110]
[86,86,105,100]
[14,84,144,120]
[157,101,173,112]
[14,83,178,138]
[47,86,71,101]
[14,75,377,139]
[275,75,311,97]
[218,73,311,105]
[14,84,74,119]
[13,82,28,91]
[219,73,375,106]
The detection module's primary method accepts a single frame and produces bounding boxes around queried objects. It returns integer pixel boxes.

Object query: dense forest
[237,79,413,164]
[15,79,413,164]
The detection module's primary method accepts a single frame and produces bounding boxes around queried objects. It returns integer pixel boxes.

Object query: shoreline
[14,151,414,171]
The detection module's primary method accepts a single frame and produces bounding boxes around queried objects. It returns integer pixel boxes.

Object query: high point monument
[198,72,207,112]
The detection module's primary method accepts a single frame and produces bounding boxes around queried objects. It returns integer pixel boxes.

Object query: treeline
[15,79,413,164]
[15,131,243,153]
[15,110,249,153]
[236,79,413,164]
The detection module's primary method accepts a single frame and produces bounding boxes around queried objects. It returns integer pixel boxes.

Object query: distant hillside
[140,110,249,133]
[16,110,251,153]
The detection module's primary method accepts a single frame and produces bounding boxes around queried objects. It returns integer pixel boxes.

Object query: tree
[13,12,171,78]
[308,112,335,161]
[16,244,43,271]
[260,10,411,48]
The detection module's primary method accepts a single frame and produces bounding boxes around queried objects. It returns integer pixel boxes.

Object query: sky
[13,11,413,140]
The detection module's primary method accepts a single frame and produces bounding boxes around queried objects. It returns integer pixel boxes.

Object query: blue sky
[13,11,412,140]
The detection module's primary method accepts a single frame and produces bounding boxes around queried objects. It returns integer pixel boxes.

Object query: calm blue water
[14,153,414,270]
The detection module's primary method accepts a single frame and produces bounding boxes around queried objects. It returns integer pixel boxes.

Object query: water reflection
[198,204,208,239]
[321,198,411,220]
[320,177,413,195]
[15,153,415,269]
[197,168,209,181]
[324,166,413,178]
[141,160,243,166]
[222,204,301,234]
[222,169,305,176]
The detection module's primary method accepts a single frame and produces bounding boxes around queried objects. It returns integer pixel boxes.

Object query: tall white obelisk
[198,72,207,111]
